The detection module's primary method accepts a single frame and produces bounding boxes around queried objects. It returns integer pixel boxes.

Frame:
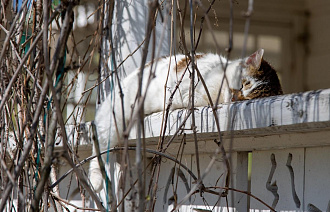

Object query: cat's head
[234,49,283,101]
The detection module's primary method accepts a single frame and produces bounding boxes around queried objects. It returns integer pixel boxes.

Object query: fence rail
[53,88,330,211]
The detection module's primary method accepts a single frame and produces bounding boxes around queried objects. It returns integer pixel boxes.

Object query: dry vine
[0,0,275,211]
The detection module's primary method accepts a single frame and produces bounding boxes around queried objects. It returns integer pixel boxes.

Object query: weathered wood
[55,89,330,211]
[251,149,305,211]
[57,88,330,151]
[126,89,330,154]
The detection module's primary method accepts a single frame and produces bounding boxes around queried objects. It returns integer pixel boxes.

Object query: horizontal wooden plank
[137,123,330,154]
[136,88,330,137]
[130,88,330,153]
[57,89,330,153]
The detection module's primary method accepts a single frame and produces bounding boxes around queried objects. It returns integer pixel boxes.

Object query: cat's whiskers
[242,78,265,97]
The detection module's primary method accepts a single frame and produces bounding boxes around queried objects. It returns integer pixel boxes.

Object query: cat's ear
[246,49,264,70]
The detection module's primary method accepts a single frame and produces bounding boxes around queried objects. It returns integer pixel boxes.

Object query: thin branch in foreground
[49,147,198,190]
[31,2,74,210]
[51,192,102,211]
[202,187,276,212]
[91,122,114,209]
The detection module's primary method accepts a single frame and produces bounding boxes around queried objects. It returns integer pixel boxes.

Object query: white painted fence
[58,88,330,211]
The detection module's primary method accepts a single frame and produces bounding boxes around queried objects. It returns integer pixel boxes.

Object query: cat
[233,51,283,100]
[88,48,283,192]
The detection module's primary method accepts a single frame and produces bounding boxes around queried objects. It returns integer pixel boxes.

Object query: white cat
[88,48,282,192]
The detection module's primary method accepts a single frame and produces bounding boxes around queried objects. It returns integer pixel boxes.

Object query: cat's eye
[244,81,251,86]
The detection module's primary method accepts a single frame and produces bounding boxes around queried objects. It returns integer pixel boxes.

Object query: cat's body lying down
[89,49,283,192]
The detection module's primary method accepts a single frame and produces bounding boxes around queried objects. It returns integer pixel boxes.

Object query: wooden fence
[57,88,330,211]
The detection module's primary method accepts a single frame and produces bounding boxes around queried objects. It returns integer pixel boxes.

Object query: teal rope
[20,0,65,193]
[105,54,115,210]
[41,32,66,186]
[43,0,66,125]
[43,48,66,125]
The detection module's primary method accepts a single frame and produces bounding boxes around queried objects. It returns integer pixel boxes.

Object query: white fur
[89,53,250,192]
[241,77,264,97]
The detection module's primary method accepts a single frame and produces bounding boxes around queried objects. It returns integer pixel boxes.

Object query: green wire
[105,54,115,210]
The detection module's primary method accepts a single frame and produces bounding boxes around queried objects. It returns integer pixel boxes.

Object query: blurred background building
[63,0,330,124]
[2,0,329,210]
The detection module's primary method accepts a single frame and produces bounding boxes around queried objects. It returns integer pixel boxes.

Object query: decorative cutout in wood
[286,153,301,208]
[266,153,279,209]
[163,167,190,205]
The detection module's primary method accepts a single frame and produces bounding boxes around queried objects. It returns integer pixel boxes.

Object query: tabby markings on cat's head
[235,49,283,101]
